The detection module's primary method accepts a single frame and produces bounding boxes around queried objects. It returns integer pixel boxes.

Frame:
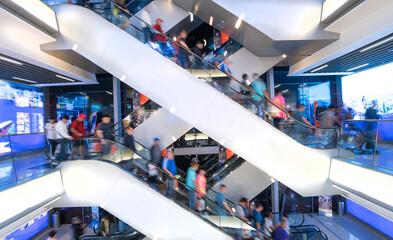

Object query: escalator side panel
[54,160,231,240]
[134,108,192,149]
[49,5,339,196]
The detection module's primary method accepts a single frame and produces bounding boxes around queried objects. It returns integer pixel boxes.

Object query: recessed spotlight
[12,77,37,84]
[235,13,245,29]
[72,44,78,51]
[0,56,23,65]
[106,91,113,95]
[270,177,275,183]
[223,51,228,56]
[282,54,287,58]
[171,136,176,141]
[120,75,126,81]
[209,16,213,25]
[189,12,193,22]
[56,74,75,82]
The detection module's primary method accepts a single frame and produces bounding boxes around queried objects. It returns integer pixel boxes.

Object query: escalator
[43,1,365,197]
[80,219,144,240]
[52,138,271,239]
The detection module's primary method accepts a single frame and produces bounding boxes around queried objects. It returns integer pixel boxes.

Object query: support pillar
[271,181,280,225]
[113,76,122,136]
[266,68,275,100]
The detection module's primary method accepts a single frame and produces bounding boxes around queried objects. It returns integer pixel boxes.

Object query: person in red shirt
[153,18,168,55]
[69,113,86,160]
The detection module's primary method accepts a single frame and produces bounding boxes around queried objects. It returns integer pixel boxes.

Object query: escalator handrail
[107,0,347,133]
[92,219,133,237]
[58,137,269,239]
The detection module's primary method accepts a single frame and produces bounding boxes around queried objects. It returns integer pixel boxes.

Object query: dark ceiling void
[306,33,393,74]
[0,54,81,85]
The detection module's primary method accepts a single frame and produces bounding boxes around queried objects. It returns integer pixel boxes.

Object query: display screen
[0,80,44,136]
[2,212,49,240]
[342,62,393,119]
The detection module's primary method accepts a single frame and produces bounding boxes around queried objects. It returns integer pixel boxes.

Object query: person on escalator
[69,114,87,160]
[97,114,115,156]
[153,18,167,55]
[251,73,269,119]
[114,0,131,30]
[139,6,153,43]
[263,212,275,238]
[123,125,136,152]
[252,202,264,232]
[186,159,199,210]
[271,90,286,130]
[177,30,191,69]
[162,150,177,196]
[274,219,289,240]
[55,115,72,161]
[235,197,252,240]
[216,184,235,217]
[196,168,207,215]
[192,40,206,69]
[98,214,111,237]
[150,138,162,165]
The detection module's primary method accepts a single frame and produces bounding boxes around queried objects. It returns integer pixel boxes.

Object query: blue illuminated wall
[4,212,49,240]
[346,199,393,238]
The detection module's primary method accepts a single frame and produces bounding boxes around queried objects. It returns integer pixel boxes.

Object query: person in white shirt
[139,6,153,43]
[264,212,276,238]
[45,118,57,159]
[55,115,72,160]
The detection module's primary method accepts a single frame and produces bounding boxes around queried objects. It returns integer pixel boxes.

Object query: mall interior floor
[33,224,94,240]
[304,213,391,240]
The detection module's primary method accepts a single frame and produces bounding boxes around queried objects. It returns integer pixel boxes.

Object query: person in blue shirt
[252,202,264,232]
[274,219,289,240]
[251,73,269,119]
[216,184,234,217]
[186,159,199,210]
[162,151,177,197]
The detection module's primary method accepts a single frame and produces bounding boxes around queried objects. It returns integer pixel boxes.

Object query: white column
[266,68,275,100]
[271,181,280,225]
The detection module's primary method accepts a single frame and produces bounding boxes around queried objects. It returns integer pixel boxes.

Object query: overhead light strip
[347,63,369,71]
[235,13,245,29]
[0,56,23,66]
[189,12,193,22]
[56,74,75,82]
[310,64,329,73]
[360,36,393,52]
[12,77,37,84]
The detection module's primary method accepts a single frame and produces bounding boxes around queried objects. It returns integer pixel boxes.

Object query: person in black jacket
[123,125,136,152]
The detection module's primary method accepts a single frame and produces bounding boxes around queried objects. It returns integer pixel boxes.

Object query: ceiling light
[310,64,328,73]
[0,56,23,65]
[360,36,393,52]
[347,63,369,71]
[282,89,289,93]
[282,54,287,58]
[173,36,177,41]
[120,75,126,81]
[12,77,37,84]
[171,136,176,141]
[170,107,176,113]
[220,139,226,145]
[72,44,78,51]
[275,84,281,88]
[223,51,228,56]
[56,74,75,82]
[203,39,207,46]
[189,12,193,22]
[209,16,213,26]
[235,13,245,29]
[270,177,275,183]
[106,91,113,95]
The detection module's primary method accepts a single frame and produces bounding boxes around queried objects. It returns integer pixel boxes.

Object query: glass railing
[290,225,328,240]
[338,119,393,171]
[54,138,269,239]
[82,0,363,150]
[0,133,52,189]
[206,156,246,189]
[112,99,161,133]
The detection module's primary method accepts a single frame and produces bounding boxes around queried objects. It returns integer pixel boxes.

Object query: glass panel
[0,136,16,187]
[373,120,393,170]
